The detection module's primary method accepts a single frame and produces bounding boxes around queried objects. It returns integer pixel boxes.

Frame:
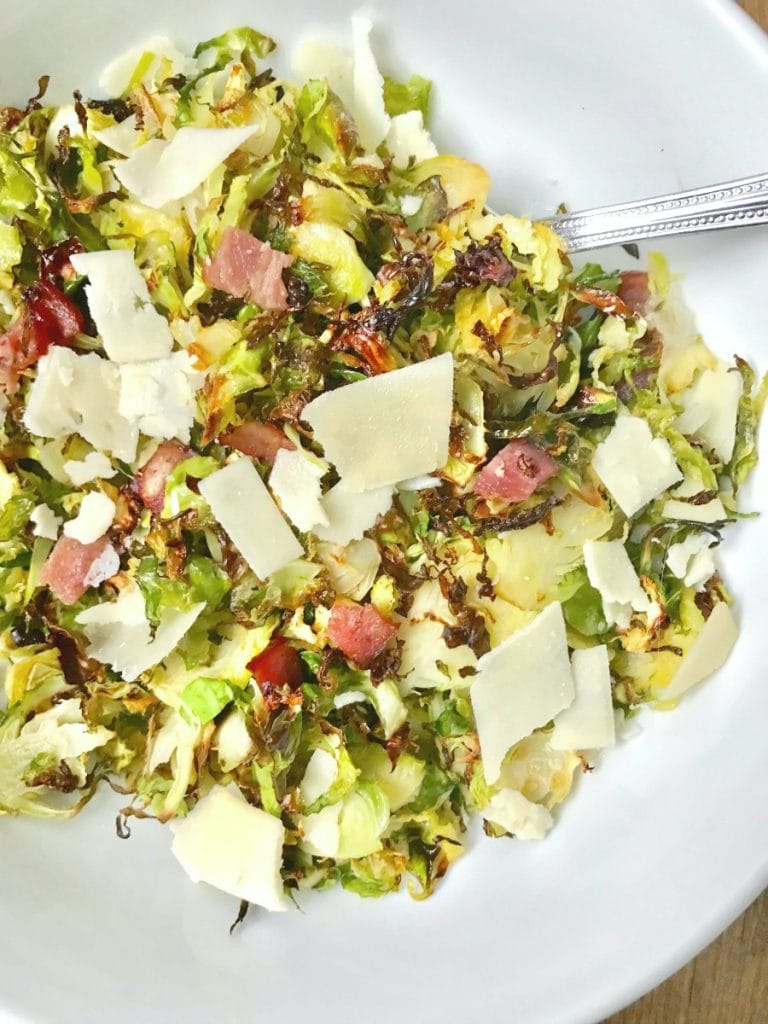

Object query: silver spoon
[543,172,768,252]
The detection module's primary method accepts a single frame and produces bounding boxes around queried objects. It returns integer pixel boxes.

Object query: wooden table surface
[606,2,768,1021]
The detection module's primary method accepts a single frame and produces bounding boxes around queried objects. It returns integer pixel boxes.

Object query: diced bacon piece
[202,227,295,312]
[39,535,117,605]
[248,638,304,690]
[221,422,295,464]
[474,439,559,502]
[327,600,399,668]
[133,441,192,515]
[0,281,85,391]
[618,271,651,314]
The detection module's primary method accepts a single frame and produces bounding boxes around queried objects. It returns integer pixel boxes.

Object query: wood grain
[606,2,768,1019]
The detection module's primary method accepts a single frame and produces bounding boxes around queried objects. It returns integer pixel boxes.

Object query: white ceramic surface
[1,2,767,1022]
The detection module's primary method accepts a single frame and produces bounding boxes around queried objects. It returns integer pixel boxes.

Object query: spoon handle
[546,172,768,252]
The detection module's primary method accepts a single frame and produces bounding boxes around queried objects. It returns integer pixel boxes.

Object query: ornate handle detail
[545,173,768,252]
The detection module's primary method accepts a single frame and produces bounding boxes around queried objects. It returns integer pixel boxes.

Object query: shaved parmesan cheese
[90,114,141,156]
[385,110,438,169]
[583,539,650,630]
[397,475,441,491]
[64,452,115,486]
[70,250,173,364]
[676,366,742,463]
[667,533,716,590]
[551,646,615,750]
[214,710,255,773]
[351,16,390,151]
[199,458,303,579]
[24,348,138,462]
[82,543,120,588]
[114,126,257,209]
[301,748,338,806]
[77,585,205,682]
[471,602,574,785]
[314,481,393,545]
[592,415,681,517]
[118,352,203,443]
[99,35,193,97]
[663,476,727,524]
[63,492,116,545]
[483,789,554,839]
[298,803,342,859]
[304,354,454,491]
[170,786,286,912]
[30,504,62,541]
[269,448,328,533]
[662,602,738,701]
[292,40,354,110]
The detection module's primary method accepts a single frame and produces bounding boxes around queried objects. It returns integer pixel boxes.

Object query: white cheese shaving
[483,789,554,840]
[70,250,173,364]
[385,111,438,169]
[291,40,355,110]
[82,543,121,588]
[30,504,62,541]
[663,476,727,524]
[351,16,390,152]
[592,414,682,517]
[582,539,650,630]
[551,645,615,750]
[118,351,204,443]
[269,448,328,533]
[23,348,138,462]
[114,126,257,209]
[313,481,393,545]
[198,458,303,580]
[214,710,255,773]
[675,366,742,463]
[76,585,205,682]
[170,786,286,912]
[397,474,441,491]
[400,194,423,217]
[300,748,338,806]
[470,602,574,785]
[63,492,116,545]
[99,35,193,97]
[667,533,716,590]
[298,802,342,859]
[63,452,116,486]
[90,114,141,156]
[663,602,738,701]
[304,353,454,491]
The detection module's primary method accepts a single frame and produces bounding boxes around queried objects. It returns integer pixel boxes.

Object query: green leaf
[252,760,282,816]
[433,705,472,738]
[562,571,609,637]
[383,74,432,120]
[0,494,34,542]
[187,555,230,609]
[573,262,621,292]
[0,222,22,272]
[180,677,234,724]
[726,359,768,491]
[407,762,455,813]
[193,27,276,63]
